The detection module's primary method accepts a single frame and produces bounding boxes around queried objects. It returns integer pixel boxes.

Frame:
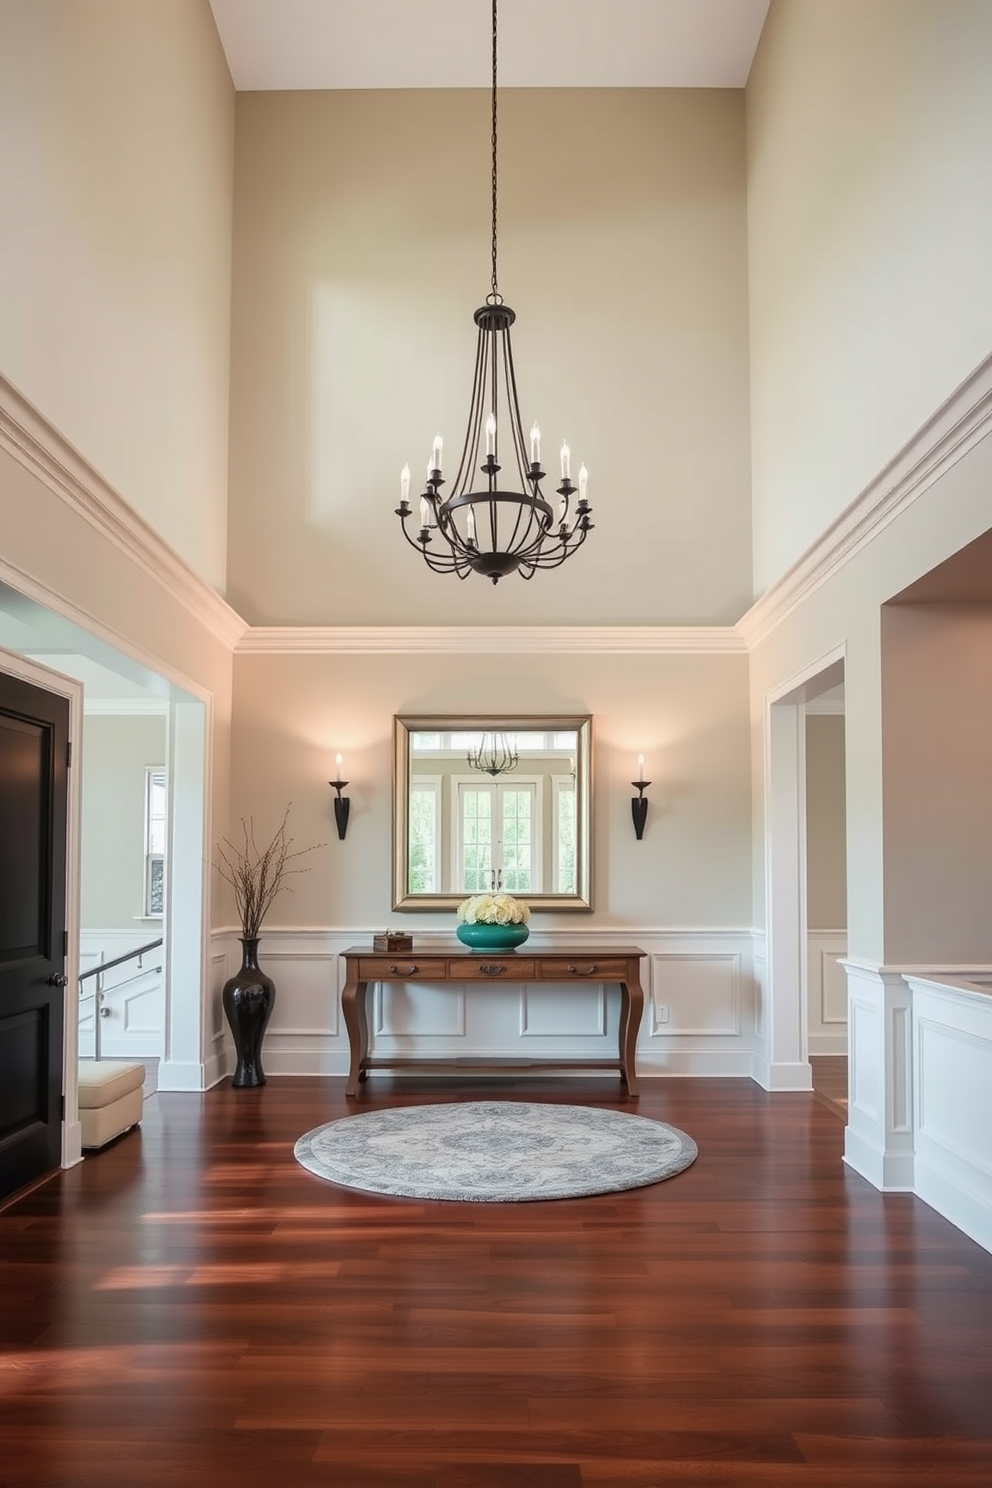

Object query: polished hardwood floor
[2,1076,991,1486]
[809,1056,848,1121]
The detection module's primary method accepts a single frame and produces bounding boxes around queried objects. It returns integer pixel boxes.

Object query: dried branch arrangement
[215,806,325,940]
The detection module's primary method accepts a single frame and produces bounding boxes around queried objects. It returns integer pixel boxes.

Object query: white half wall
[844,963,992,1255]
[908,973,992,1256]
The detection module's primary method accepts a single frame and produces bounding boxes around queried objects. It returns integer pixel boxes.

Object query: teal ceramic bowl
[455,922,530,952]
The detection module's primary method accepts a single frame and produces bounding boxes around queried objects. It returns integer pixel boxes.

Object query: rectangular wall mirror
[393,714,593,912]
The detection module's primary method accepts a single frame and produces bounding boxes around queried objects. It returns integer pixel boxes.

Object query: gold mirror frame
[392,713,593,912]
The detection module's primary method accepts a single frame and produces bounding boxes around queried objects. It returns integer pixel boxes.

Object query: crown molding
[737,353,992,650]
[235,625,747,656]
[0,374,247,652]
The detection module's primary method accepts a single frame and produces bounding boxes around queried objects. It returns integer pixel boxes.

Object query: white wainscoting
[79,929,165,1060]
[807,930,848,1055]
[216,927,758,1081]
[905,974,992,1255]
[842,962,992,1255]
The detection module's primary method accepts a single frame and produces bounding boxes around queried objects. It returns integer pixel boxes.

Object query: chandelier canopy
[395,0,594,584]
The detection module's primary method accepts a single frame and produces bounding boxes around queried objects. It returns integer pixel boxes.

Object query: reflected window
[144,767,166,917]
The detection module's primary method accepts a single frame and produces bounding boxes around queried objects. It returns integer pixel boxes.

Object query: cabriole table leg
[342,975,369,1096]
[618,973,644,1097]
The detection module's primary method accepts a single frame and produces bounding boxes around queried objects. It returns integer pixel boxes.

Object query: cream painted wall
[750,430,992,964]
[805,713,846,929]
[0,446,234,928]
[0,0,234,589]
[230,650,752,930]
[747,0,992,595]
[81,715,167,928]
[227,88,752,626]
[881,603,992,963]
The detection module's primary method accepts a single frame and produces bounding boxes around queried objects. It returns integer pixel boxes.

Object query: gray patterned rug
[293,1101,697,1202]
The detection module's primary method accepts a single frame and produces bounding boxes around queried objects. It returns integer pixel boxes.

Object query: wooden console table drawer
[539,956,631,980]
[341,944,646,1098]
[450,957,536,980]
[357,956,448,981]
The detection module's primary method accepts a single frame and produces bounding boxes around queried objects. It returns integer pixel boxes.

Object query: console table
[340,944,646,1097]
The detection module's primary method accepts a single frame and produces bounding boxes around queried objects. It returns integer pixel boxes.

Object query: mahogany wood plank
[0,1075,990,1486]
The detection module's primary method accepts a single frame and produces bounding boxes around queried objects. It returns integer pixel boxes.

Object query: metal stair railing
[78,938,163,1061]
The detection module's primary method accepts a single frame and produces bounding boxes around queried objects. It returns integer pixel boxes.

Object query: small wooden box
[372,932,414,953]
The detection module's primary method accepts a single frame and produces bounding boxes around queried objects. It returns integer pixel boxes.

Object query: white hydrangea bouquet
[457,892,531,925]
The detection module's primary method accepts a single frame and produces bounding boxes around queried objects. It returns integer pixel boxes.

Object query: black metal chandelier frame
[466,730,519,777]
[395,0,593,584]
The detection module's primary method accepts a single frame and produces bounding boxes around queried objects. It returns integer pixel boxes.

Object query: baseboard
[751,1057,813,1092]
[843,1125,914,1192]
[158,1059,214,1092]
[914,1157,992,1256]
[808,1034,848,1056]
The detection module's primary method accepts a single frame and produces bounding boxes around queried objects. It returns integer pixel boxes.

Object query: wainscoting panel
[908,975,992,1254]
[751,931,767,1044]
[651,952,741,1037]
[848,995,881,1123]
[521,985,607,1038]
[210,947,228,1046]
[808,930,848,1055]
[376,981,466,1039]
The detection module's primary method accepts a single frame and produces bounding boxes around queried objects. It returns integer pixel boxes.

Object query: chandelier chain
[394,0,594,583]
[489,0,500,304]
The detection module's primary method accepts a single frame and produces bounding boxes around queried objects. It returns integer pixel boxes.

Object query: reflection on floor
[811,1054,848,1120]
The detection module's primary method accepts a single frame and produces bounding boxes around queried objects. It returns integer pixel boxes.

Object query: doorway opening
[0,579,212,1168]
[760,648,846,1091]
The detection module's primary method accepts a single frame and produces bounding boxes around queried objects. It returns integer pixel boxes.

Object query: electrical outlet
[656,1003,670,1025]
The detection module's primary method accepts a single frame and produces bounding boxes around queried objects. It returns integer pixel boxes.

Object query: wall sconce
[329,753,350,840]
[631,754,650,841]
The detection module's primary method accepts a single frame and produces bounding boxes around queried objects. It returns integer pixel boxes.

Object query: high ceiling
[207,0,771,92]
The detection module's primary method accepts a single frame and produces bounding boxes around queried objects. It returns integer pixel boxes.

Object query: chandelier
[467,731,519,777]
[395,0,593,584]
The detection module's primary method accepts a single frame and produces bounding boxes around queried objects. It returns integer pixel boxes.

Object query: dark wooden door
[0,668,69,1202]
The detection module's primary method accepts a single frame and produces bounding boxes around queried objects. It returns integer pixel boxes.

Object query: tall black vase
[223,938,275,1088]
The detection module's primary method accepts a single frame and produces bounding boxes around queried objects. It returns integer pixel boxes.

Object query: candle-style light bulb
[485,412,497,456]
[400,463,410,503]
[637,754,645,777]
[560,440,571,480]
[466,505,477,543]
[578,463,589,501]
[431,432,443,471]
[530,422,541,463]
[420,496,431,528]
[335,752,344,777]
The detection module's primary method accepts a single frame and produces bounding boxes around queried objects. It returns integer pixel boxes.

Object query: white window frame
[407,774,442,894]
[551,773,577,894]
[144,766,167,918]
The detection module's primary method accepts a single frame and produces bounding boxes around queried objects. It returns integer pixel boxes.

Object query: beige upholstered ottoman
[77,1061,145,1150]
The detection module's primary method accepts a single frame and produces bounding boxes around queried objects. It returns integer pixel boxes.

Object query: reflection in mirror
[393,715,592,911]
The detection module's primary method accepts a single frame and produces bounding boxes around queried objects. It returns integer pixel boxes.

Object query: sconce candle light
[329,753,351,840]
[631,754,650,841]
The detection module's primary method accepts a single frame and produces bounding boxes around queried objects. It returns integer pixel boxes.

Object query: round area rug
[293,1101,697,1202]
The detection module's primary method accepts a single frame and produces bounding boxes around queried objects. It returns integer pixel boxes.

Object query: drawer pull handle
[388,963,419,975]
[567,964,599,976]
[479,963,507,976]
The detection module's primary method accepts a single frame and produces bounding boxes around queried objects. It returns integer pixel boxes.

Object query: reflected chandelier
[467,731,519,777]
[395,0,594,584]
